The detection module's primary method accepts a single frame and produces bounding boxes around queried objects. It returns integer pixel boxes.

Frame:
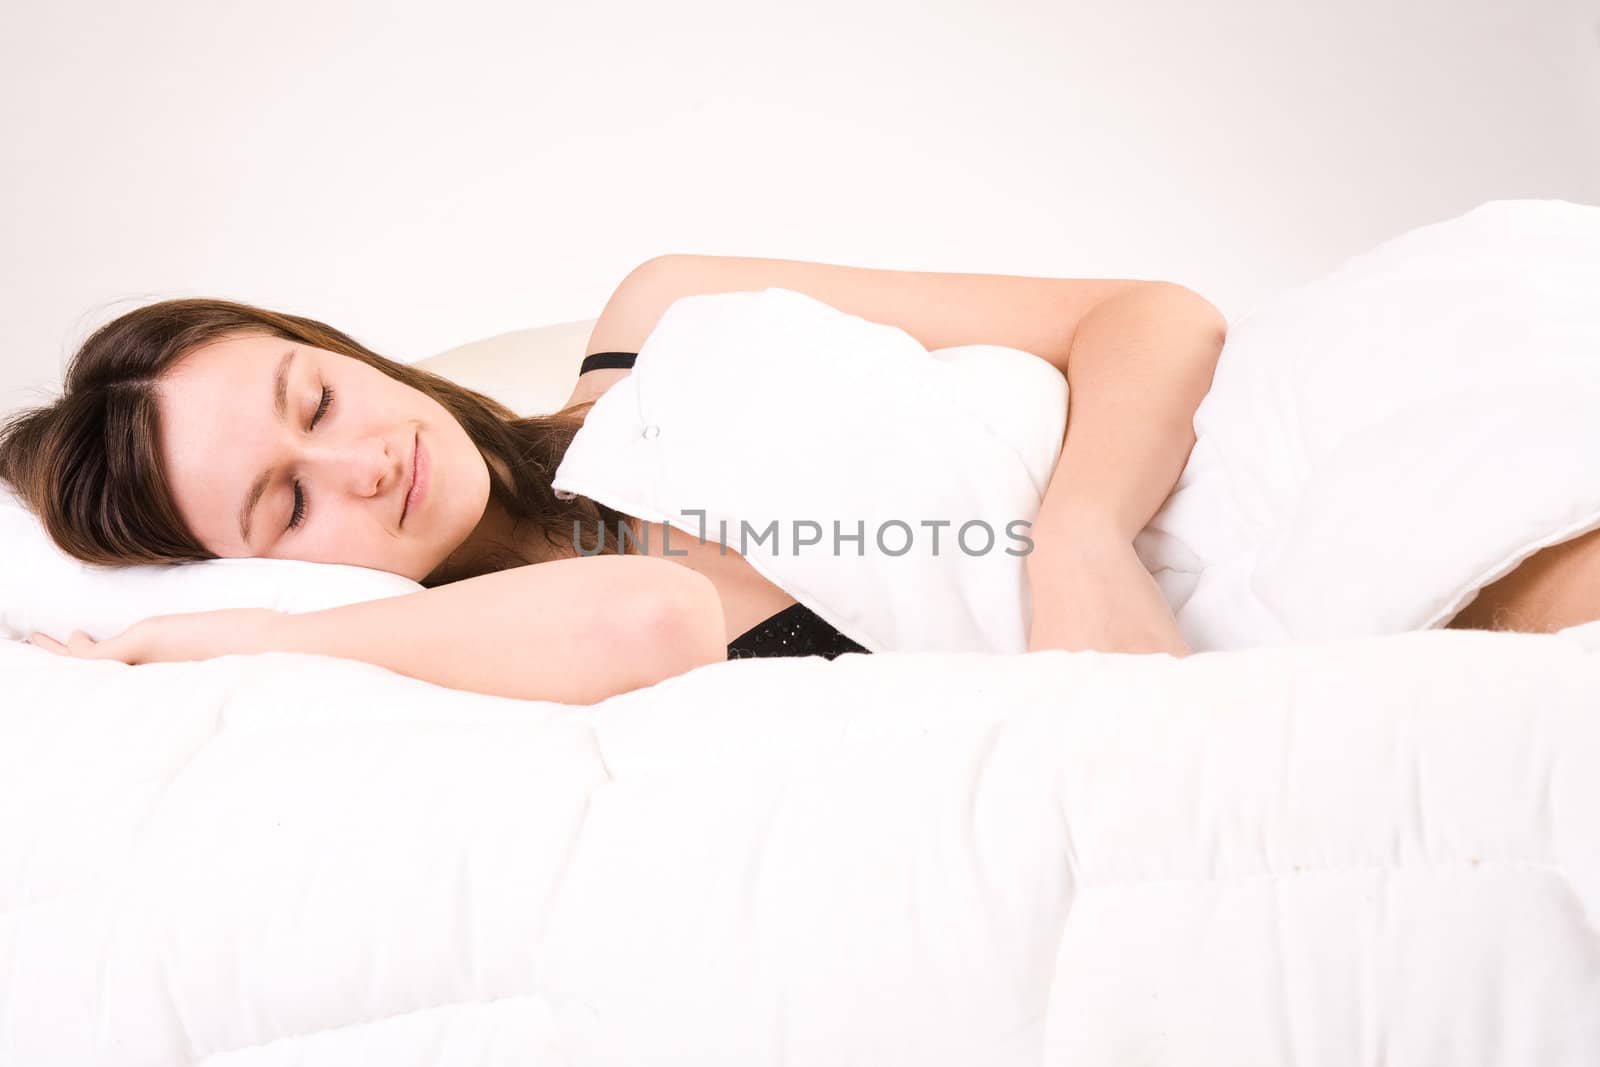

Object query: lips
[401,432,418,526]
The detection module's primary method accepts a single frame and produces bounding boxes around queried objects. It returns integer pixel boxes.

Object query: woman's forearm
[1023,283,1224,655]
[1024,523,1190,655]
[1033,281,1226,542]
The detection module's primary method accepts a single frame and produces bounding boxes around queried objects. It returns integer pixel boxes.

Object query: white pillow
[550,286,1070,654]
[1133,198,1600,649]
[0,484,420,643]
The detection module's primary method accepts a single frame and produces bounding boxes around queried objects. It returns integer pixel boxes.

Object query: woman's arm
[1026,283,1227,655]
[584,253,1150,374]
[263,555,728,703]
[33,555,729,705]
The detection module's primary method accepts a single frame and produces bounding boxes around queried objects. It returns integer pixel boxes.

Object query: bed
[3,199,1599,1065]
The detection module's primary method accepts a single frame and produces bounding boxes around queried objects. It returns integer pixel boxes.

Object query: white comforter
[3,622,1599,1065]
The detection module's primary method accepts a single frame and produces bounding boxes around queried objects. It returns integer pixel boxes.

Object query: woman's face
[156,330,493,582]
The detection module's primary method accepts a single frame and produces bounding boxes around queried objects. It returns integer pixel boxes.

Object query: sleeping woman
[3,254,1580,704]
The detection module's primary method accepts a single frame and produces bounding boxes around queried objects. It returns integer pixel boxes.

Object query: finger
[65,630,101,658]
[28,632,67,655]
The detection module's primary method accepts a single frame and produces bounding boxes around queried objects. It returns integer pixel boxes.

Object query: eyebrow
[237,349,295,550]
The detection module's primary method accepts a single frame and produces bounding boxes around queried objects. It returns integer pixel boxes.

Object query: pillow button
[641,424,661,440]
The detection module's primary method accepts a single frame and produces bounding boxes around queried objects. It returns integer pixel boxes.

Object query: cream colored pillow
[411,316,599,417]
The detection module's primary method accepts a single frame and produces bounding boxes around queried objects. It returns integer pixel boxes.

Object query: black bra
[579,351,640,375]
[726,602,870,661]
[575,351,869,661]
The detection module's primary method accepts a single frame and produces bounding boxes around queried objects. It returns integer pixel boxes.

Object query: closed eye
[311,385,334,428]
[287,385,336,531]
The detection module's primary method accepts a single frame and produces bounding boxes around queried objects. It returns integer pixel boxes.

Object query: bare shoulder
[585,254,686,355]
[557,256,683,411]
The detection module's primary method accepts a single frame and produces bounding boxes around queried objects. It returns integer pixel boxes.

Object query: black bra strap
[579,351,638,374]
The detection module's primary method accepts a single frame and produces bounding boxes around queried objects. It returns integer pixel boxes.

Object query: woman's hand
[27,608,288,665]
[1025,521,1191,657]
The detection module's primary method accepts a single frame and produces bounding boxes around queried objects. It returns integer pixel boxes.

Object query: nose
[308,433,401,500]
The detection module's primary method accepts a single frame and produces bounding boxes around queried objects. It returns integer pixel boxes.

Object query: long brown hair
[0,297,639,585]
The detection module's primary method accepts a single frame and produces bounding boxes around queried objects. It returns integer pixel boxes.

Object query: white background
[3,0,1597,414]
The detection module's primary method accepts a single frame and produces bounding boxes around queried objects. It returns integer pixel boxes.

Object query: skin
[156,330,532,584]
[1444,525,1600,634]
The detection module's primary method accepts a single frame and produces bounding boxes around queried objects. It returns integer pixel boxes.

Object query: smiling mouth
[401,432,418,525]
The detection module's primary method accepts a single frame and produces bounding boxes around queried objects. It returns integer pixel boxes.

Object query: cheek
[295,502,369,556]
